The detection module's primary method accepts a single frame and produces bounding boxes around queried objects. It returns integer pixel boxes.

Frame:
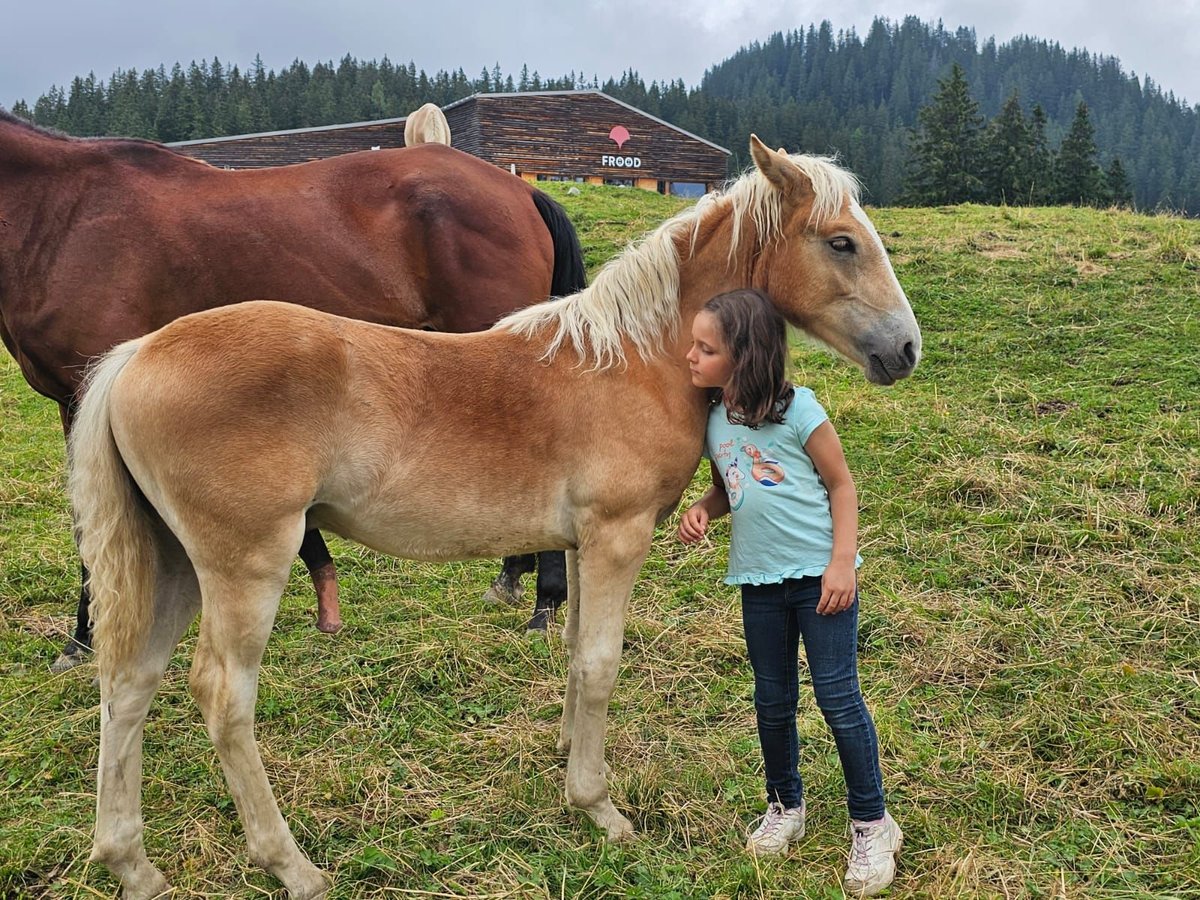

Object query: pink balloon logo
[608,125,630,149]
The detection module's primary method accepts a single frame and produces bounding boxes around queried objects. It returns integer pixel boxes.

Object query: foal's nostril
[903,341,916,366]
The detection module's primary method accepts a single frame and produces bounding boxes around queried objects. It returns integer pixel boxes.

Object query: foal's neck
[672,200,762,353]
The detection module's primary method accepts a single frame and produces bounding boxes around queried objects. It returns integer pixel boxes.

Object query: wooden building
[170,90,730,196]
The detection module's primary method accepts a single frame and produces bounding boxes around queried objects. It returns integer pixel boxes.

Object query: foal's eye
[829,237,855,253]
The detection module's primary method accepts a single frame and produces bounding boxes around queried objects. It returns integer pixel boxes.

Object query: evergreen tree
[12,19,1200,213]
[982,92,1031,204]
[904,63,984,204]
[1026,104,1055,204]
[1055,101,1105,204]
[1106,157,1133,207]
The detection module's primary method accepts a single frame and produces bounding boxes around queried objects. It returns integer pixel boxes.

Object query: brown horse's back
[0,132,553,402]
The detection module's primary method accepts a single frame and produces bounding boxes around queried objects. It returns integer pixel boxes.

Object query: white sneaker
[745,800,806,856]
[844,811,902,896]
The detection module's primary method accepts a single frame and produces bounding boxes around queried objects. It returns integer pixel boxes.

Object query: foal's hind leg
[92,537,200,899]
[189,553,330,899]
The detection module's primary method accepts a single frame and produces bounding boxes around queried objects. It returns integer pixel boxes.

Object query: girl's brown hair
[702,289,794,428]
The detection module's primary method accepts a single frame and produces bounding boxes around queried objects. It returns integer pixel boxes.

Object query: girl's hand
[817,561,857,615]
[677,504,710,543]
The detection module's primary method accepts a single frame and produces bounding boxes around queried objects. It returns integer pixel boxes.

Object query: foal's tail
[531,190,587,297]
[67,339,156,672]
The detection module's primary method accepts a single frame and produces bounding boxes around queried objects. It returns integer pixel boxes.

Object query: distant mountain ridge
[10,17,1199,212]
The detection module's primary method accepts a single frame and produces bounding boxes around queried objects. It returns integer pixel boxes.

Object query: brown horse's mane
[0,107,200,169]
[499,153,861,370]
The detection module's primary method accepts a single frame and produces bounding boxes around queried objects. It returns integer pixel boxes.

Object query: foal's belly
[308,500,573,562]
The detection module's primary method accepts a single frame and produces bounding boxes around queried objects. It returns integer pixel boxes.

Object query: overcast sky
[5,0,1200,112]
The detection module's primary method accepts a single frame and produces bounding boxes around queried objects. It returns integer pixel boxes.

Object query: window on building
[604,177,634,188]
[669,181,707,198]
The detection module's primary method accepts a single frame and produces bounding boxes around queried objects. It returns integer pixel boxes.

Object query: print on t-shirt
[742,443,786,486]
[713,438,788,511]
[723,459,746,510]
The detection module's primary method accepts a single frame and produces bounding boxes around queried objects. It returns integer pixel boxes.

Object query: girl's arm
[804,420,859,615]
[678,461,730,543]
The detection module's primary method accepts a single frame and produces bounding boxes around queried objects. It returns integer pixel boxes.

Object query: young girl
[678,289,901,896]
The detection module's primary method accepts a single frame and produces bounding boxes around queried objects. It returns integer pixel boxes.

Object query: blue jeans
[741,575,885,820]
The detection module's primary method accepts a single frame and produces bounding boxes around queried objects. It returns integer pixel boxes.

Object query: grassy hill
[1,185,1197,898]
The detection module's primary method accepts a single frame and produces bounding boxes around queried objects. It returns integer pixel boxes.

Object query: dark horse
[0,109,579,668]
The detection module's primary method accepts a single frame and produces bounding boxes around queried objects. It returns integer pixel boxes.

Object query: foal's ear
[749,134,812,204]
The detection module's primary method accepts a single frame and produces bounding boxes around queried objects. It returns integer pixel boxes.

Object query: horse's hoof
[482,583,523,607]
[602,813,636,842]
[50,640,91,674]
[315,618,342,634]
[524,608,556,633]
[285,866,332,899]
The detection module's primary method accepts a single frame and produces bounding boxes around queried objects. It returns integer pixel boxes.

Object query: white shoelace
[753,803,786,837]
[850,824,877,867]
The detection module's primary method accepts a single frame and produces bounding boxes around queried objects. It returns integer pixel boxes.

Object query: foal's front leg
[557,550,580,753]
[563,528,651,841]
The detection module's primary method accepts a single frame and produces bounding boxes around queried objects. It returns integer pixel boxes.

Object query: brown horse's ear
[750,134,812,203]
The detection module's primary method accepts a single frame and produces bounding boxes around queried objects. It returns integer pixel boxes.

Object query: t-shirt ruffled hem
[724,563,832,585]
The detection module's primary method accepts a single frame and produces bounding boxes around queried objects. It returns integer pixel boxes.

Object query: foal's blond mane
[498,154,861,369]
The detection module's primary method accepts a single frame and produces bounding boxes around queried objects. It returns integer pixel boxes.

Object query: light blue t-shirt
[704,387,862,585]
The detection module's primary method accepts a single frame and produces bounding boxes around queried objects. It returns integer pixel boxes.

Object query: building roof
[168,116,410,148]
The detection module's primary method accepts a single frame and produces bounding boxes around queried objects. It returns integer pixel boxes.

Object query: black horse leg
[50,402,92,672]
[525,550,567,632]
[484,554,536,606]
[299,529,341,633]
[50,562,92,673]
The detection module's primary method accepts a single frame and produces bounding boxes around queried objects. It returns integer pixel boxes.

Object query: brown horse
[68,137,921,898]
[0,107,582,664]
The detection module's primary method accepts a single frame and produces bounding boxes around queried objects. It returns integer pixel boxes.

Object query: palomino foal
[69,137,920,898]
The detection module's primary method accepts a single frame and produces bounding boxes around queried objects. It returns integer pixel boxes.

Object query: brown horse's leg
[299,530,341,633]
[50,403,95,672]
[563,524,652,841]
[526,550,567,632]
[483,554,535,606]
[49,563,93,672]
[190,554,329,898]
[93,535,200,899]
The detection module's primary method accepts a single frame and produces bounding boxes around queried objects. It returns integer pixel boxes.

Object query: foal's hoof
[600,812,636,842]
[50,639,91,674]
[482,582,523,607]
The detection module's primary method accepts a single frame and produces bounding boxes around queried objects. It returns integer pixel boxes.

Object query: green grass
[2,188,1198,898]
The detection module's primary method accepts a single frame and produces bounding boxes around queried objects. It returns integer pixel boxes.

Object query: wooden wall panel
[471,94,728,184]
[175,121,408,168]
[173,92,730,186]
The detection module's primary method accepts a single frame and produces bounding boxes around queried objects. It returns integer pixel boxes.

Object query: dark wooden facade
[170,119,409,169]
[442,91,729,191]
[170,91,729,193]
